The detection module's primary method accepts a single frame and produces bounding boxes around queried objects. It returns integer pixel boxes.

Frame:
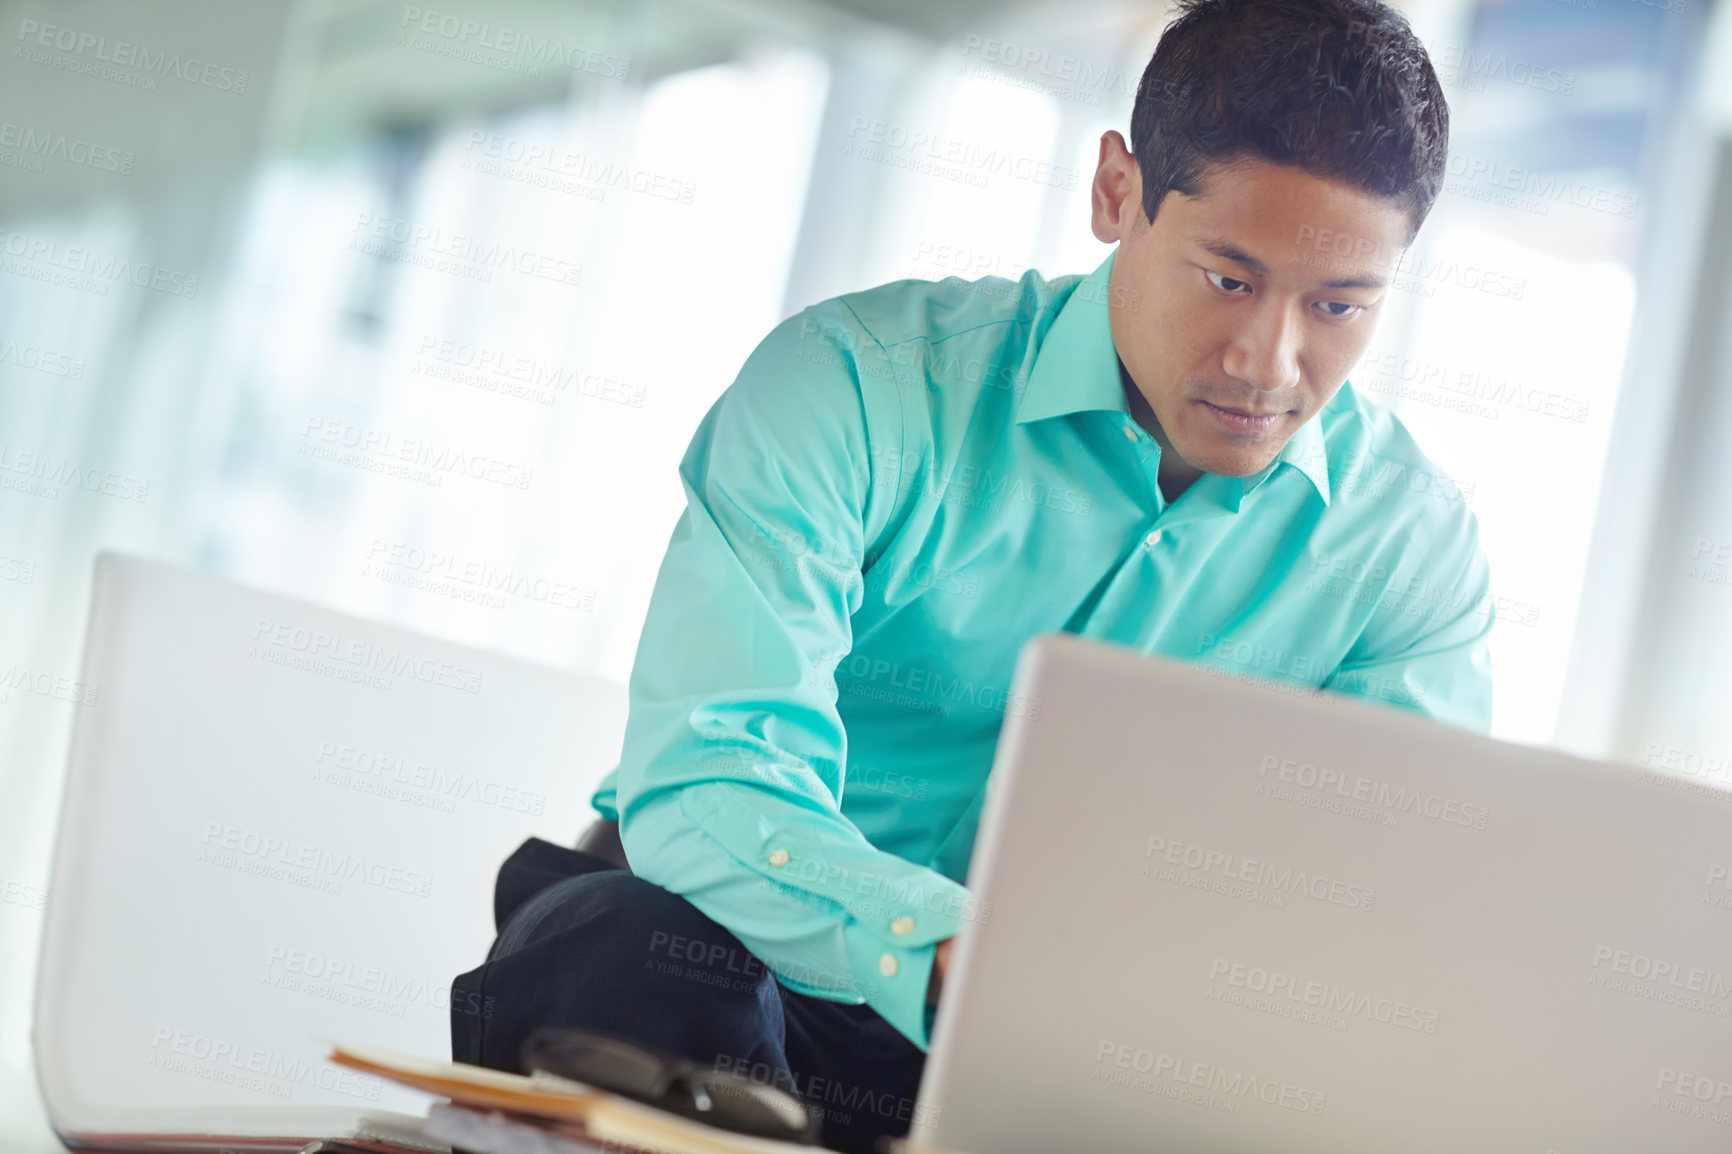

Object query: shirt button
[1121,425,1138,442]
[890,915,915,936]
[767,849,790,867]
[879,953,900,977]
[1144,529,1163,548]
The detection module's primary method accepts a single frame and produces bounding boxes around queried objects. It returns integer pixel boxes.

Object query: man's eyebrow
[1194,235,1390,291]
[1319,270,1390,290]
[1194,237,1269,277]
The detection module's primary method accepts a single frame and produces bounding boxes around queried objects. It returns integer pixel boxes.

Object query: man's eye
[1204,270,1250,294]
[1316,301,1364,319]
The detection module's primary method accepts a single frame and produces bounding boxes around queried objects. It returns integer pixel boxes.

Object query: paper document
[326,1042,825,1154]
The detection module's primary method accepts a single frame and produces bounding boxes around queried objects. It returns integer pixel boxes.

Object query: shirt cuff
[678,783,974,1049]
[839,930,938,1049]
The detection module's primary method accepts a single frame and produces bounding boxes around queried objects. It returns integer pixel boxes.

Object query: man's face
[1090,134,1412,481]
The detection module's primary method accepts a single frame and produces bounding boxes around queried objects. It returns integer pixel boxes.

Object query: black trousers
[450,837,928,1154]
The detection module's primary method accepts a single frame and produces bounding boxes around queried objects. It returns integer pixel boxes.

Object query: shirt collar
[1246,404,1331,507]
[1017,248,1331,508]
[1015,251,1131,425]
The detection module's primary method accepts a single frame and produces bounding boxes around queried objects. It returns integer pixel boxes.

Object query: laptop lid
[912,632,1732,1154]
[33,552,628,1150]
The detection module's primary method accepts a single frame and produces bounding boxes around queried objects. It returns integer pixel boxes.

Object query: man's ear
[1091,131,1145,243]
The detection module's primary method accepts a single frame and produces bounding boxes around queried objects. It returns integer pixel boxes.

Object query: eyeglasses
[522,1028,819,1144]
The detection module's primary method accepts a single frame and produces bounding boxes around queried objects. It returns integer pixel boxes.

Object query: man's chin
[1181,441,1283,479]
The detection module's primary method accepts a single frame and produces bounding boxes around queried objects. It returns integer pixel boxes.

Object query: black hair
[1130,0,1448,243]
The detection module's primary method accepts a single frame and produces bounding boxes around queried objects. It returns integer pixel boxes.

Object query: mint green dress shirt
[590,249,1494,1051]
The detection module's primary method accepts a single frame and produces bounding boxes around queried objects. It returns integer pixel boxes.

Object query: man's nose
[1222,300,1303,393]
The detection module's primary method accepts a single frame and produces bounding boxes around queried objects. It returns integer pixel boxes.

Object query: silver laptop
[913,632,1732,1154]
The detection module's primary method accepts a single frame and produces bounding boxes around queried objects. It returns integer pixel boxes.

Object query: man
[453,0,1491,1149]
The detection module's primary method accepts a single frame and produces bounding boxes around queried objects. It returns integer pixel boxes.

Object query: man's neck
[1121,369,1203,505]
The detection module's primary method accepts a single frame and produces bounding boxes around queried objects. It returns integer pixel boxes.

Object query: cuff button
[768,849,790,867]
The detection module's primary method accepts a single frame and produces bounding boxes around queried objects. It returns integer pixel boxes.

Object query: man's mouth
[1198,400,1288,434]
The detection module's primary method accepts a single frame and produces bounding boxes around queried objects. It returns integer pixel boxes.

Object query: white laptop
[33,552,628,1151]
[913,632,1732,1154]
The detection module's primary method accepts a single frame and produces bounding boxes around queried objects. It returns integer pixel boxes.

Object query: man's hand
[927,937,956,1004]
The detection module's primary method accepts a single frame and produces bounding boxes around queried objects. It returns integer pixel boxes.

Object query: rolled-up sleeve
[614,304,970,1050]
[1322,500,1496,735]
